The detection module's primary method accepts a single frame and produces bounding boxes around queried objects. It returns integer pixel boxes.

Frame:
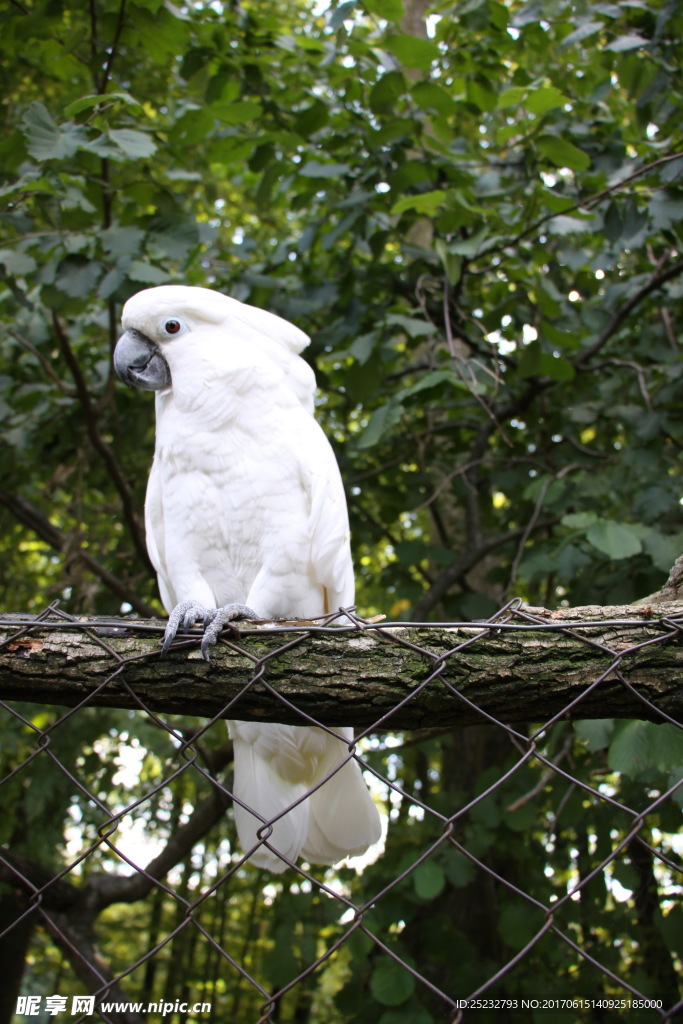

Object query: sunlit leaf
[586,521,643,559]
[383,34,440,72]
[109,128,157,159]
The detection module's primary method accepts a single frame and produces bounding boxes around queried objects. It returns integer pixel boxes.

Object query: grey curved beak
[114,329,171,391]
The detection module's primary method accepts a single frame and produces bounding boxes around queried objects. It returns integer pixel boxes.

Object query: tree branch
[0,851,143,1024]
[477,151,683,265]
[96,0,128,95]
[409,518,558,620]
[574,258,683,369]
[90,745,233,909]
[0,489,158,617]
[0,602,681,727]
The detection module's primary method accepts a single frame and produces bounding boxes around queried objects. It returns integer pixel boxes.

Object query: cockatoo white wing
[143,459,173,611]
[306,446,355,613]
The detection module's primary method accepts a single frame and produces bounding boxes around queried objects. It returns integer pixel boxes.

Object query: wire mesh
[0,602,681,1024]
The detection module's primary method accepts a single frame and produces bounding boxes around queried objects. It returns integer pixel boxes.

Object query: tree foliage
[1,0,682,1019]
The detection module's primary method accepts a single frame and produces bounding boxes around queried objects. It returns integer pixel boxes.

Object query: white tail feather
[230,730,309,873]
[302,759,382,864]
[229,721,381,871]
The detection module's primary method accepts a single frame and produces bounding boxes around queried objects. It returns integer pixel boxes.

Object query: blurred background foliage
[1,0,682,1020]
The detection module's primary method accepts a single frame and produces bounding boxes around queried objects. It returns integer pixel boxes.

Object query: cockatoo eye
[164,319,182,335]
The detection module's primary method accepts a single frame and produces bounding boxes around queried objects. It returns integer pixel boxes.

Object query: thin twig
[477,151,683,265]
[51,313,152,571]
[9,331,76,397]
[97,0,128,94]
[410,517,559,620]
[574,258,683,369]
[506,733,575,813]
[505,463,581,599]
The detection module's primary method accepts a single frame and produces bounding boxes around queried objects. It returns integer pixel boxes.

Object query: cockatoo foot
[161,601,258,659]
[200,603,259,660]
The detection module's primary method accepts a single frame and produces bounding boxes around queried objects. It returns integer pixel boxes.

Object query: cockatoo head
[113,285,312,398]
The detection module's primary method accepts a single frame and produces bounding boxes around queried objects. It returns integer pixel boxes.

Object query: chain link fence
[0,602,681,1023]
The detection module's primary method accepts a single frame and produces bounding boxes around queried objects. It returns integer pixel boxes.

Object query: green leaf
[411,82,458,116]
[540,321,577,348]
[383,34,440,72]
[127,261,171,284]
[649,192,683,232]
[446,225,488,258]
[213,100,263,125]
[299,161,351,178]
[400,370,463,398]
[22,102,85,161]
[526,86,570,114]
[608,720,652,778]
[108,128,157,159]
[413,861,445,900]
[0,249,37,275]
[537,135,590,171]
[55,257,102,298]
[642,530,683,573]
[575,719,614,751]
[606,33,649,52]
[390,190,445,215]
[364,0,404,20]
[101,226,145,258]
[585,520,643,559]
[518,341,575,381]
[467,77,496,112]
[561,20,603,47]
[370,958,415,1006]
[443,848,475,887]
[369,70,406,113]
[434,239,461,284]
[541,189,577,214]
[548,214,597,235]
[498,86,526,109]
[498,902,541,947]
[98,266,127,298]
[329,1,357,29]
[357,401,404,448]
[562,511,598,530]
[64,91,143,117]
[385,313,434,337]
[147,216,200,259]
[649,725,683,774]
[349,331,380,364]
[293,99,329,137]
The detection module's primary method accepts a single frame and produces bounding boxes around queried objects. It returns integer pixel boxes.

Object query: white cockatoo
[113,285,381,872]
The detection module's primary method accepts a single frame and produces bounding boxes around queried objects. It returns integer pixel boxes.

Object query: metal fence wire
[0,602,681,1024]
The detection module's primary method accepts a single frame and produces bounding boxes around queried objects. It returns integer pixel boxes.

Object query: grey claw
[162,601,258,660]
[161,600,210,656]
[200,603,259,662]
